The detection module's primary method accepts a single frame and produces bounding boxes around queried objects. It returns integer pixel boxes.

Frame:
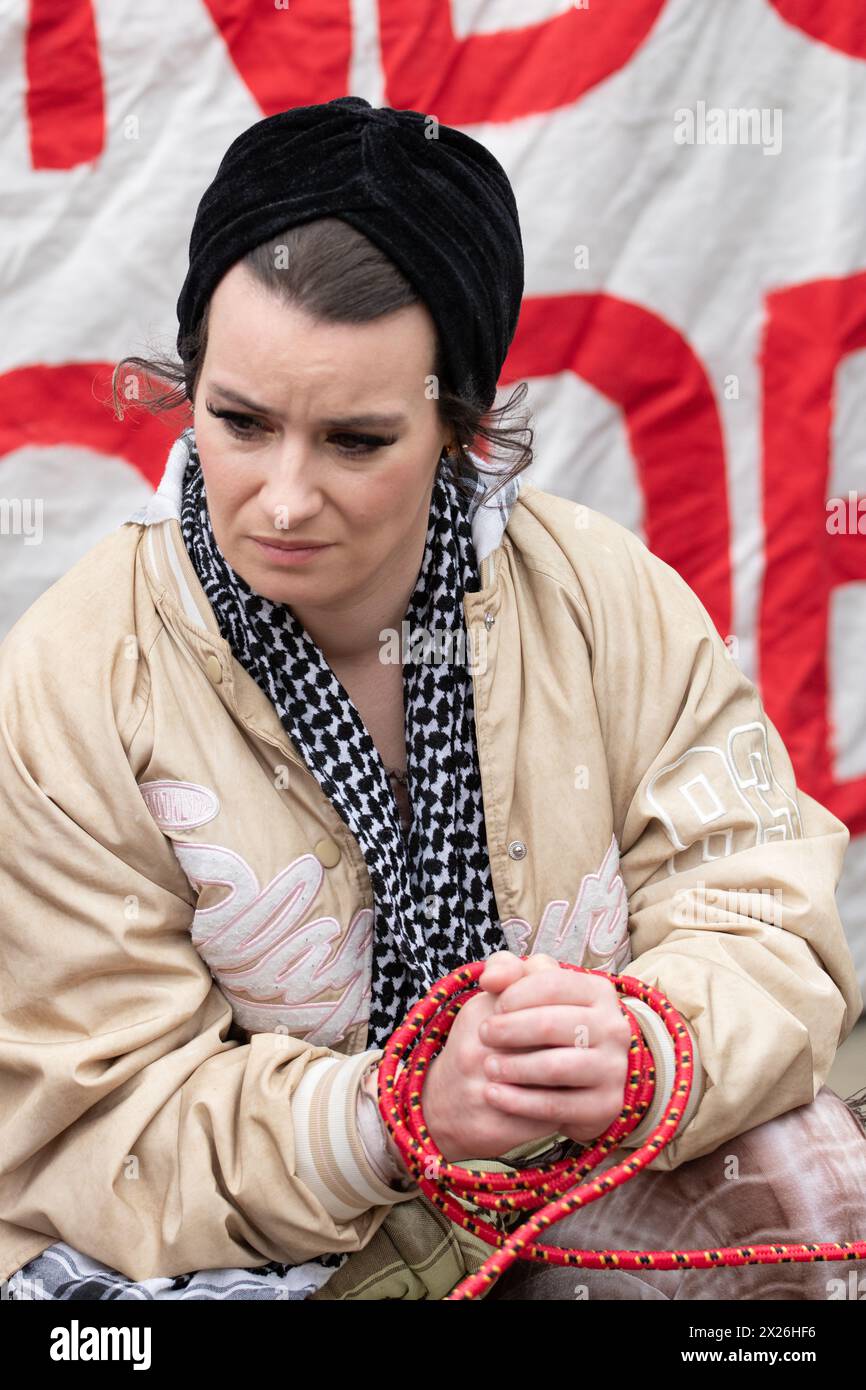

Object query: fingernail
[486,1057,501,1078]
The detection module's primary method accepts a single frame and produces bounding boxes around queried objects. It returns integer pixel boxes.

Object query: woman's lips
[249,537,334,566]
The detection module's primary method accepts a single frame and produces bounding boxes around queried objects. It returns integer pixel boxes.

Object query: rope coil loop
[375,959,866,1300]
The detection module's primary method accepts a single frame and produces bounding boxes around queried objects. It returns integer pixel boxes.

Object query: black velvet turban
[175,96,524,413]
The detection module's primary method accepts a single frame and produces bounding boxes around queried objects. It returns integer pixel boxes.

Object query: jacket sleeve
[0,621,416,1284]
[577,517,863,1170]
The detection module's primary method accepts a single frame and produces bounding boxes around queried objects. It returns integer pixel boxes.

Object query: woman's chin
[243,569,306,605]
[227,543,335,605]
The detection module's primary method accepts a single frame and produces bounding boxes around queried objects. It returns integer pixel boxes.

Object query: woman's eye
[331,433,396,456]
[205,404,394,455]
[205,403,265,438]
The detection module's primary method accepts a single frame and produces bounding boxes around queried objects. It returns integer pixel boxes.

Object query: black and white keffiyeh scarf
[178,428,508,1049]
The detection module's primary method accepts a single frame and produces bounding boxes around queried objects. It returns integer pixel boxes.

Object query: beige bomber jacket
[0,430,861,1282]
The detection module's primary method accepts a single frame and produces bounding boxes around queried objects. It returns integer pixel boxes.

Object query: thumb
[477,950,527,995]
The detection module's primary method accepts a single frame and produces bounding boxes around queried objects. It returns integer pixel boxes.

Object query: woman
[1,97,863,1303]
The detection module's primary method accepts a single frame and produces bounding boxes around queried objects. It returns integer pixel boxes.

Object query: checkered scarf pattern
[178,428,508,1047]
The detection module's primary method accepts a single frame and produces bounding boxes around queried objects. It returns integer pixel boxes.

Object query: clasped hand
[423,951,632,1164]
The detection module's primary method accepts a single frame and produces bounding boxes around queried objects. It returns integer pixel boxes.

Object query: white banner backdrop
[2,0,865,997]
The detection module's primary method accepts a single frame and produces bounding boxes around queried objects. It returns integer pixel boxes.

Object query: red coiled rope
[375,960,866,1300]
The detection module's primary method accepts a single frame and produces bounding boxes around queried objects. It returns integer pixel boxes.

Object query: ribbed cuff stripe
[291,1050,414,1220]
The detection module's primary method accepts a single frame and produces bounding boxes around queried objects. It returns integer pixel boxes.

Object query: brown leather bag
[486,1086,866,1300]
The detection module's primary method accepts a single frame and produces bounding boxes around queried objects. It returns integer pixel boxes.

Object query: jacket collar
[126,427,521,633]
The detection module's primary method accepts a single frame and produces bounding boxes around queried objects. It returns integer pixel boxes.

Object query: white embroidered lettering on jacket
[646,721,803,875]
[171,841,373,1044]
[500,834,631,972]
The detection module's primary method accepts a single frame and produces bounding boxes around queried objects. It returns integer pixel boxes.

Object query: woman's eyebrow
[208,383,407,428]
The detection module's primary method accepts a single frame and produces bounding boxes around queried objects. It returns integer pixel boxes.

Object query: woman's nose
[257,446,323,531]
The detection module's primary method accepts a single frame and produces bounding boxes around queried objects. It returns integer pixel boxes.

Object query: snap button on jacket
[314,837,341,869]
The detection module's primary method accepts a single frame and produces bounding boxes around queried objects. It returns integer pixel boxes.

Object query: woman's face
[191,260,451,614]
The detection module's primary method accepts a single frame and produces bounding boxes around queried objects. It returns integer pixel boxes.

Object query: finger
[477,950,527,995]
[493,966,616,1015]
[483,1045,606,1089]
[481,1003,595,1050]
[486,1080,623,1133]
[521,952,560,974]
